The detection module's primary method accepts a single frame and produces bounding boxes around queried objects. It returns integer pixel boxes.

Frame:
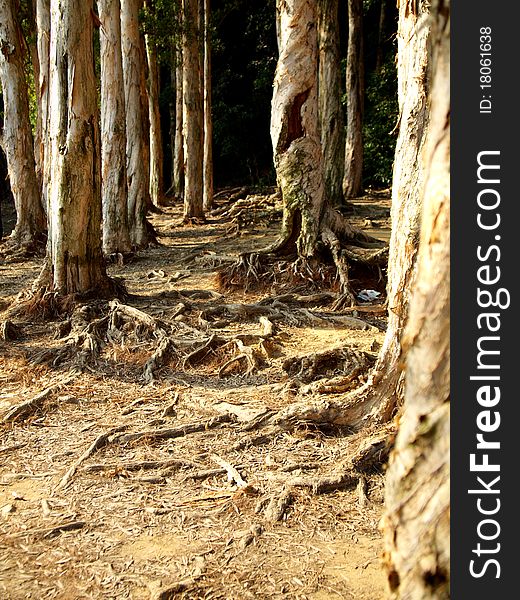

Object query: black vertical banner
[452,1,517,597]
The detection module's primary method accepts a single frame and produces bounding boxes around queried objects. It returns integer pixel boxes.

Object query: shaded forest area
[0,1,449,599]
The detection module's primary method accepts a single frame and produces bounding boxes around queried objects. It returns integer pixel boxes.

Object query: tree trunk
[44,0,112,295]
[375,0,386,73]
[98,0,132,255]
[172,39,184,199]
[343,0,364,199]
[202,0,213,212]
[317,0,344,207]
[271,0,326,258]
[35,0,50,210]
[383,1,450,596]
[0,0,46,247]
[145,10,165,208]
[182,0,204,221]
[121,0,151,247]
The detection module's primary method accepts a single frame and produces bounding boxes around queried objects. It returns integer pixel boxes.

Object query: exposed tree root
[0,319,22,341]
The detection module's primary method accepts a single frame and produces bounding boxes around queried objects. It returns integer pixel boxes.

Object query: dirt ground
[0,190,391,600]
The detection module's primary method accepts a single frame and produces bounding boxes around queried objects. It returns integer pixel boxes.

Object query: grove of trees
[0,0,450,597]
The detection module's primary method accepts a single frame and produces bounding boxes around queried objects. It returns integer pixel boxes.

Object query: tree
[144,0,165,208]
[343,0,364,199]
[182,0,204,221]
[172,37,184,199]
[383,0,450,596]
[121,0,152,247]
[202,0,213,212]
[317,0,344,207]
[35,0,50,208]
[0,0,46,248]
[98,0,132,255]
[38,0,114,296]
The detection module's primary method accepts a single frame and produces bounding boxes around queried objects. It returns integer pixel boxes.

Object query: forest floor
[0,189,391,600]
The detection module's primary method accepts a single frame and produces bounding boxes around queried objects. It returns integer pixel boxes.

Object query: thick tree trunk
[172,41,184,199]
[182,0,204,221]
[317,0,344,207]
[145,16,165,207]
[343,0,364,199]
[0,0,46,247]
[383,2,450,597]
[202,0,213,212]
[271,0,326,258]
[98,0,132,255]
[45,0,112,295]
[121,0,151,247]
[35,0,50,209]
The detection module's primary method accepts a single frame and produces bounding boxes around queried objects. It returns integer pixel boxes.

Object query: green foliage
[362,56,398,187]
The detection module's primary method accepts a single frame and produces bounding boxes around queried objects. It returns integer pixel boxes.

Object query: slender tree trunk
[36,0,50,212]
[375,0,386,73]
[182,0,204,221]
[121,0,151,247]
[172,40,184,199]
[44,0,112,295]
[145,12,165,207]
[383,2,450,597]
[343,0,364,199]
[202,0,213,212]
[0,0,46,247]
[98,0,132,255]
[317,0,344,207]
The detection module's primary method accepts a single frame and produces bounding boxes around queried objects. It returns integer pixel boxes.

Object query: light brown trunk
[203,0,213,212]
[318,0,344,207]
[36,0,50,212]
[98,0,132,255]
[121,0,151,247]
[145,12,165,207]
[45,0,111,295]
[0,0,46,247]
[182,0,204,220]
[343,0,364,199]
[173,40,184,199]
[383,1,450,596]
[271,0,325,258]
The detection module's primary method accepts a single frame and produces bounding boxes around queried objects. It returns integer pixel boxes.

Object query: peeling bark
[318,0,344,207]
[0,0,46,247]
[98,0,132,255]
[44,0,113,295]
[121,0,151,247]
[343,0,364,199]
[383,1,450,596]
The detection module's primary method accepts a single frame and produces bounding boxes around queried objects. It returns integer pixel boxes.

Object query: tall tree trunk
[271,0,326,258]
[383,1,450,596]
[202,0,213,212]
[44,0,112,295]
[343,0,364,199]
[375,0,386,73]
[121,0,151,247]
[172,39,184,199]
[36,0,50,211]
[0,0,46,247]
[98,0,132,255]
[182,0,204,221]
[317,0,344,207]
[145,10,165,208]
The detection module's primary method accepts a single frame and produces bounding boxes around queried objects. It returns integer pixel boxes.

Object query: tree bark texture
[98,0,132,255]
[317,0,344,207]
[36,0,50,210]
[182,0,204,220]
[383,2,450,597]
[121,0,151,247]
[343,0,364,199]
[172,39,184,199]
[271,0,326,258]
[202,0,213,212]
[145,12,165,207]
[372,0,430,412]
[46,0,110,295]
[0,0,46,246]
